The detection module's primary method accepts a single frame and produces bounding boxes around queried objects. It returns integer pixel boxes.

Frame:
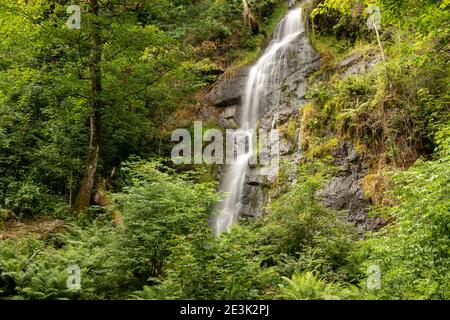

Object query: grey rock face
[203,67,250,107]
[240,184,268,217]
[338,52,363,69]
[212,33,321,218]
[257,36,321,132]
[236,34,321,217]
[338,51,382,79]
[210,24,384,231]
[217,105,238,128]
[316,51,385,233]
[317,141,386,233]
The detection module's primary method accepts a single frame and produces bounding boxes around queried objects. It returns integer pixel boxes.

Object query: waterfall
[214,8,305,234]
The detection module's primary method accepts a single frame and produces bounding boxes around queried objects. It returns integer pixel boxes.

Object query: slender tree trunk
[242,0,259,34]
[372,17,386,62]
[74,0,103,212]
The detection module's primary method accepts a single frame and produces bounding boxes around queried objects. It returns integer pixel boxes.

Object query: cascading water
[214,8,306,234]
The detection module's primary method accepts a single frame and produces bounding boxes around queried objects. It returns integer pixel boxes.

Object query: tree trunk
[242,0,259,34]
[74,0,103,212]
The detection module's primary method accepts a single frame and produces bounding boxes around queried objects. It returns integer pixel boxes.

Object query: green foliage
[356,153,450,299]
[132,161,358,300]
[0,0,448,302]
[259,162,358,282]
[310,0,370,43]
[134,226,280,300]
[306,25,449,167]
[0,222,123,299]
[114,159,220,281]
[0,0,223,216]
[0,0,289,216]
[0,159,220,299]
[278,271,357,300]
[435,124,450,157]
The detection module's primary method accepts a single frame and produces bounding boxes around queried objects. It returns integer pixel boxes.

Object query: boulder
[203,66,250,107]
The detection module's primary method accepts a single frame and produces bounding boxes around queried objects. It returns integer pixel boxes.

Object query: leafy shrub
[0,222,123,299]
[278,271,357,300]
[133,224,281,300]
[114,159,220,282]
[3,180,57,217]
[257,163,358,281]
[0,159,221,299]
[309,0,370,42]
[356,153,450,299]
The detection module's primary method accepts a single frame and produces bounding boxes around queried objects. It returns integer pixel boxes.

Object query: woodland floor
[0,218,66,240]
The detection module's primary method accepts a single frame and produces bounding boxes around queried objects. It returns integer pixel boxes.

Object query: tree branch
[125,69,170,97]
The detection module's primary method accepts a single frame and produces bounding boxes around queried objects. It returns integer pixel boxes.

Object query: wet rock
[240,184,268,217]
[260,102,299,130]
[217,105,238,128]
[259,35,321,118]
[238,34,320,217]
[246,168,272,186]
[211,24,322,221]
[203,67,250,107]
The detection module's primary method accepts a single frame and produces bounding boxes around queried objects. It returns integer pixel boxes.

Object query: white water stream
[214,8,305,234]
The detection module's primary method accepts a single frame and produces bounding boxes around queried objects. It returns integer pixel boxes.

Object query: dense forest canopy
[0,0,448,300]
